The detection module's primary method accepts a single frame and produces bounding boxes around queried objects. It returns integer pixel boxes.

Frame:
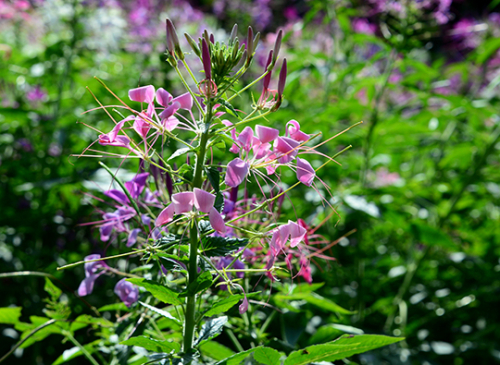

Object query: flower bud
[201,38,212,80]
[230,24,238,45]
[246,26,254,66]
[263,50,273,91]
[185,33,201,58]
[166,19,183,60]
[272,30,283,66]
[278,58,287,98]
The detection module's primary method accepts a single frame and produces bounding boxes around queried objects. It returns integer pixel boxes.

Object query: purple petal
[103,189,130,205]
[127,228,141,247]
[287,220,307,247]
[114,278,139,307]
[78,274,101,296]
[239,295,249,314]
[225,158,249,188]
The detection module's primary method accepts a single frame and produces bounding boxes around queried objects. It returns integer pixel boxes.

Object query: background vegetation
[1,0,500,364]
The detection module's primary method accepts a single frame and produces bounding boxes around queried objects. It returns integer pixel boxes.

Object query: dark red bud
[278,58,287,97]
[201,38,212,80]
[263,50,273,90]
[272,30,283,65]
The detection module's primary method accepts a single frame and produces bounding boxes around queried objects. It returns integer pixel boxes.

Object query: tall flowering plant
[0,20,402,365]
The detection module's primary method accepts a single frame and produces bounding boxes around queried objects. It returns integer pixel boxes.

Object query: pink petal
[225,158,249,187]
[156,204,175,226]
[209,207,226,234]
[164,116,180,131]
[133,115,151,138]
[239,295,249,314]
[156,88,173,107]
[287,120,310,142]
[288,220,307,247]
[237,126,254,151]
[107,119,128,142]
[129,85,155,104]
[194,188,216,213]
[171,192,194,213]
[274,136,300,163]
[296,158,315,187]
[159,102,180,121]
[172,92,193,110]
[255,125,279,144]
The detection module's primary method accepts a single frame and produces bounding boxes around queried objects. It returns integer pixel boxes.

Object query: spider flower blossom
[223,120,316,187]
[156,188,226,234]
[114,278,139,307]
[77,254,108,296]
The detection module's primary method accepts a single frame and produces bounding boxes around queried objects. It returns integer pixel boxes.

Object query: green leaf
[476,37,500,65]
[70,315,113,332]
[44,278,62,300]
[185,271,213,297]
[274,292,354,315]
[411,223,457,250]
[52,340,100,365]
[214,347,261,365]
[284,334,404,365]
[309,324,364,345]
[204,295,244,317]
[214,191,224,213]
[254,347,282,365]
[200,236,248,257]
[121,336,180,353]
[127,278,182,306]
[168,147,191,161]
[139,301,181,324]
[199,340,235,361]
[206,167,220,192]
[0,307,22,324]
[98,303,129,312]
[194,316,228,346]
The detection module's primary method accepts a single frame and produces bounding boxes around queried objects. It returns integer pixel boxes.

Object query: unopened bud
[201,38,212,80]
[185,33,201,58]
[263,50,273,90]
[278,58,287,98]
[230,24,238,44]
[232,39,239,60]
[246,26,254,66]
[272,30,283,66]
[209,33,215,44]
[166,19,183,60]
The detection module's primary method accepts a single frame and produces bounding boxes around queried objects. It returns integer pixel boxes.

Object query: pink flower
[194,188,216,213]
[255,125,279,144]
[172,192,194,213]
[129,85,155,104]
[209,207,226,234]
[98,118,131,148]
[156,204,175,226]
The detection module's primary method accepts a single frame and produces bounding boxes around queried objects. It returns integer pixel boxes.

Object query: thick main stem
[183,102,213,353]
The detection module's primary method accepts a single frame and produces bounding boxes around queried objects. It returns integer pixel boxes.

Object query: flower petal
[172,191,194,213]
[156,88,173,107]
[288,220,307,247]
[114,278,139,307]
[296,157,315,187]
[156,204,176,226]
[194,188,216,213]
[225,158,249,187]
[255,125,279,144]
[129,85,155,104]
[172,92,193,110]
[209,207,226,234]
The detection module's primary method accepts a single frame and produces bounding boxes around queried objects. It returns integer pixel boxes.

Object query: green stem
[57,249,147,271]
[63,330,100,365]
[183,101,213,354]
[174,65,204,115]
[0,319,57,364]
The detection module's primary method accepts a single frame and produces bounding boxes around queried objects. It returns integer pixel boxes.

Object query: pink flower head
[237,126,254,151]
[133,114,151,138]
[129,85,155,104]
[296,157,315,187]
[194,188,216,213]
[114,278,139,307]
[255,125,279,144]
[172,191,194,213]
[225,158,249,187]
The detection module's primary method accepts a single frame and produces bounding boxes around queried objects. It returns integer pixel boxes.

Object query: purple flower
[77,254,108,296]
[114,278,139,307]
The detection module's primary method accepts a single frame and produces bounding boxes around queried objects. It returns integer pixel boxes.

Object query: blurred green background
[2,0,500,364]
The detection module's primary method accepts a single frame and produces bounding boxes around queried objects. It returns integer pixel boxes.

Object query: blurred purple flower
[373,168,400,188]
[352,18,376,35]
[77,254,108,296]
[114,278,139,307]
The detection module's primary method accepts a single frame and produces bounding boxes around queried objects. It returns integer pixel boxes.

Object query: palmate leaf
[194,316,228,346]
[284,334,404,365]
[200,236,248,257]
